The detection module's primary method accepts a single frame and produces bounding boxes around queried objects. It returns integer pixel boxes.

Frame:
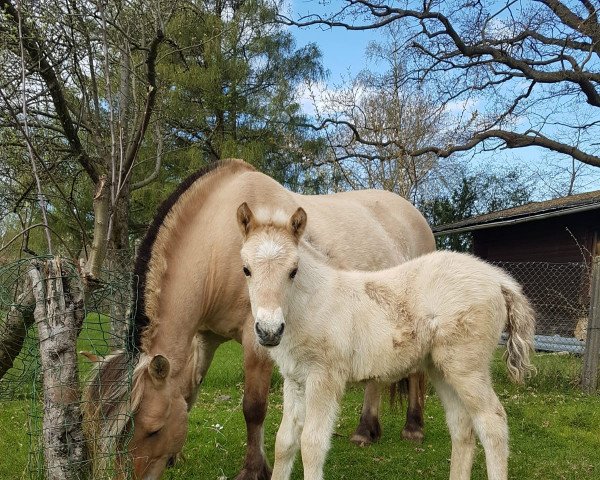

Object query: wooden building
[433,191,600,342]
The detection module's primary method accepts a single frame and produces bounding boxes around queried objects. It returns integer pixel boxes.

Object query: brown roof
[433,190,600,234]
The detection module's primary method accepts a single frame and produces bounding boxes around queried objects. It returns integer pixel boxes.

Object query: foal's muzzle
[255,322,284,347]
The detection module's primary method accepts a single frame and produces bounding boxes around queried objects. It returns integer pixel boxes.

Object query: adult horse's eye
[290,268,298,279]
[243,266,251,277]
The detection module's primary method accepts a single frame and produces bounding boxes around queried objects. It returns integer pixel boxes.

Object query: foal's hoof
[235,464,272,480]
[401,427,424,443]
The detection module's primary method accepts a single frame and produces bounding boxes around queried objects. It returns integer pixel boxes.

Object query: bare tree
[282,0,600,169]
[304,25,447,201]
[0,0,171,278]
[0,2,174,473]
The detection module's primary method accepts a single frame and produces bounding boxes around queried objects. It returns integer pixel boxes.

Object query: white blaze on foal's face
[237,203,306,347]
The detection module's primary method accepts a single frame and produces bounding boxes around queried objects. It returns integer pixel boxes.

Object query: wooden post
[33,258,87,479]
[582,256,600,393]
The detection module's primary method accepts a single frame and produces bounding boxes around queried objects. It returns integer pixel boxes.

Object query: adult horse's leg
[401,372,425,442]
[351,373,425,446]
[185,332,226,407]
[236,324,274,480]
[350,381,382,446]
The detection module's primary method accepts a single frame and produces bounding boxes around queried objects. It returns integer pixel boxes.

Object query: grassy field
[1,341,600,479]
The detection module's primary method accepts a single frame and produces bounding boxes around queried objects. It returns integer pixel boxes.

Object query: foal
[237,204,536,480]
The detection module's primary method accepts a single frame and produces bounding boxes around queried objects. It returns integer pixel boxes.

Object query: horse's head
[84,352,189,480]
[127,354,189,479]
[236,202,307,347]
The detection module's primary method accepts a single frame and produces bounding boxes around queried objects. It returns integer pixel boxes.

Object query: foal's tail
[501,284,537,384]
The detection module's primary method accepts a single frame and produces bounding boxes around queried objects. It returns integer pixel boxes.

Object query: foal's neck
[290,242,337,306]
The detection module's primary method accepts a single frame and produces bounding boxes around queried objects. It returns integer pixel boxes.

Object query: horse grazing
[83,159,435,479]
[237,204,536,480]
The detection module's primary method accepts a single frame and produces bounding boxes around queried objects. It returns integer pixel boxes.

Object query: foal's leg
[445,370,509,480]
[301,375,345,480]
[428,369,476,480]
[237,331,274,480]
[463,381,508,480]
[350,381,382,445]
[272,380,305,480]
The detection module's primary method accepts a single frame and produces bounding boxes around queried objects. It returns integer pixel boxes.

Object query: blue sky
[285,1,600,199]
[289,1,380,80]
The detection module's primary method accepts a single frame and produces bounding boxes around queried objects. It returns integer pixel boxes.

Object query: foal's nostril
[167,456,175,468]
[255,322,264,337]
[276,323,285,336]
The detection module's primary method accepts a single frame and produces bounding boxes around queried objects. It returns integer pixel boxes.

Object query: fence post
[582,256,600,393]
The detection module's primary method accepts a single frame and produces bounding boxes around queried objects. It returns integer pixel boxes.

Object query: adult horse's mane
[129,158,256,352]
[83,159,255,473]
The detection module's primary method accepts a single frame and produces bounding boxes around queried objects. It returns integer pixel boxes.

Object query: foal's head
[237,203,307,347]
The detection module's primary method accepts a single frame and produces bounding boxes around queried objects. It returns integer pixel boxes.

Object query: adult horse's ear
[289,207,307,241]
[148,354,170,385]
[237,202,255,238]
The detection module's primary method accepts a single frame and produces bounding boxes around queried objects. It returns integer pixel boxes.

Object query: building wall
[471,210,599,338]
[472,210,599,263]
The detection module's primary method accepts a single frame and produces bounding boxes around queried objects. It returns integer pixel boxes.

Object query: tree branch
[131,124,164,191]
[410,129,600,167]
[121,29,165,179]
[0,0,99,184]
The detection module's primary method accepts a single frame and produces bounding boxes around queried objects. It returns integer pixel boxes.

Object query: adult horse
[84,159,435,479]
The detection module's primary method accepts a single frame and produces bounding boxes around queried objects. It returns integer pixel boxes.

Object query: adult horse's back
[84,159,435,479]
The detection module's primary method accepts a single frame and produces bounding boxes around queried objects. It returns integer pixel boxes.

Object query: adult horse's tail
[501,284,536,384]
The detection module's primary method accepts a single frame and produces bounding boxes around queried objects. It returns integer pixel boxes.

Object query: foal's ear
[237,202,255,238]
[289,207,307,241]
[148,354,170,385]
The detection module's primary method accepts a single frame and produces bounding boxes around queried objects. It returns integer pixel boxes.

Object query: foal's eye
[243,266,251,277]
[289,268,298,279]
[148,428,162,438]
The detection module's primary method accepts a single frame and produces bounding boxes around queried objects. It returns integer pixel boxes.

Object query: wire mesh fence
[0,256,598,478]
[0,254,135,479]
[495,261,590,350]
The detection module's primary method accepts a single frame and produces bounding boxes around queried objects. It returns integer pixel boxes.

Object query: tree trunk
[32,258,87,480]
[107,189,131,349]
[83,175,110,282]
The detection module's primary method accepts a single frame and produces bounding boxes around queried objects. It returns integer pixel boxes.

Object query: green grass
[1,342,599,479]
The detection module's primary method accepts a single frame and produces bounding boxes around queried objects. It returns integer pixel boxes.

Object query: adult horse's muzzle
[254,307,285,346]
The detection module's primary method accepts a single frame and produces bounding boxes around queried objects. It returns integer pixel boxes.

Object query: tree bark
[108,187,131,350]
[33,258,87,480]
[83,175,110,282]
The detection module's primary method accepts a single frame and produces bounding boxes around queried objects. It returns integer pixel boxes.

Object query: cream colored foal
[237,203,535,480]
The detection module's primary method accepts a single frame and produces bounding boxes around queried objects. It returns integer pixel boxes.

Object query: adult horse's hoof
[350,417,382,446]
[401,426,424,443]
[235,464,272,480]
